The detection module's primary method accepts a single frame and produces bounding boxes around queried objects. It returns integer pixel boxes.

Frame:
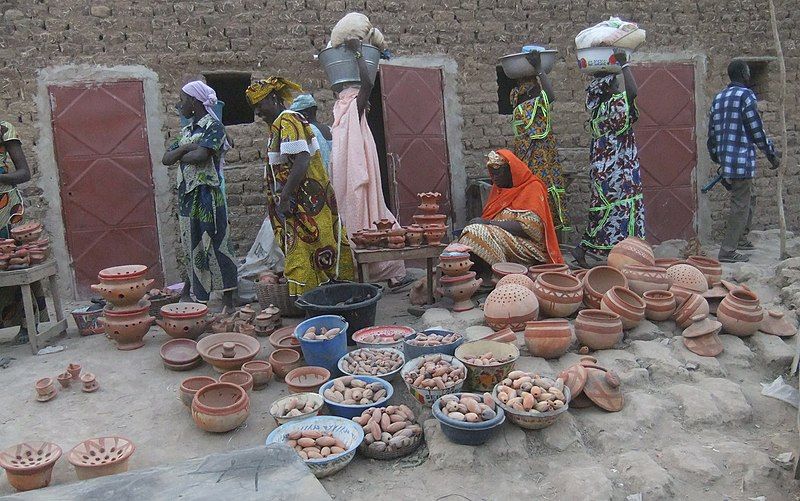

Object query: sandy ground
[0,231,798,499]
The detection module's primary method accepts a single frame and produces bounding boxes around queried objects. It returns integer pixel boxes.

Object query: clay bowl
[524,319,573,359]
[269,348,303,379]
[583,266,627,309]
[179,376,217,407]
[67,437,135,480]
[455,340,520,391]
[161,302,209,319]
[527,263,569,282]
[285,366,331,393]
[196,332,261,373]
[574,309,624,350]
[241,360,273,390]
[495,273,535,292]
[643,290,677,322]
[191,382,250,433]
[269,392,325,425]
[269,325,303,356]
[533,272,583,318]
[491,262,529,283]
[0,442,62,492]
[219,370,254,393]
[159,339,201,371]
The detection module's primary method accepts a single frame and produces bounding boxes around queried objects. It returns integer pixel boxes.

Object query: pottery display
[438,271,483,312]
[558,359,623,412]
[34,377,56,402]
[483,283,539,331]
[179,376,217,407]
[438,253,474,277]
[196,333,261,372]
[686,255,722,287]
[159,338,201,371]
[583,266,628,309]
[667,264,708,304]
[495,273,535,292]
[423,224,447,245]
[759,310,797,338]
[642,290,677,321]
[191,382,250,433]
[491,262,529,283]
[219,370,254,393]
[532,272,583,318]
[574,309,624,350]
[607,237,655,271]
[405,225,425,246]
[524,319,572,359]
[269,348,303,379]
[241,360,273,389]
[67,437,135,480]
[0,441,62,492]
[621,265,670,295]
[81,373,99,393]
[717,288,764,337]
[527,263,569,282]
[682,314,724,357]
[671,293,709,329]
[91,265,155,308]
[285,366,332,393]
[600,286,645,330]
[57,372,72,389]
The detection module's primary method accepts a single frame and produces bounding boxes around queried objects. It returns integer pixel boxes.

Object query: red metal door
[49,80,163,297]
[632,63,697,244]
[380,66,452,226]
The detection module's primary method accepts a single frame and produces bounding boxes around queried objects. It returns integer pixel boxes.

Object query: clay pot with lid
[423,224,447,245]
[671,293,709,329]
[527,263,569,282]
[438,271,483,312]
[438,252,473,277]
[759,310,797,338]
[574,309,623,350]
[191,382,250,433]
[219,370,254,394]
[600,286,645,330]
[717,288,764,337]
[496,273,535,292]
[621,265,669,295]
[583,266,627,309]
[68,437,134,480]
[682,315,724,357]
[179,376,217,407]
[686,256,722,287]
[524,319,572,359]
[484,283,539,331]
[0,442,62,491]
[241,360,273,390]
[607,237,655,271]
[642,290,677,321]
[533,272,583,318]
[405,225,425,246]
[269,348,302,379]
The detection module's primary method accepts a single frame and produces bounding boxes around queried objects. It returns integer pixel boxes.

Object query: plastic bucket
[295,283,382,346]
[294,315,349,372]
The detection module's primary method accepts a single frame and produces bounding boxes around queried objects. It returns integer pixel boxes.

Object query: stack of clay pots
[437,248,482,312]
[93,265,155,351]
[412,192,448,245]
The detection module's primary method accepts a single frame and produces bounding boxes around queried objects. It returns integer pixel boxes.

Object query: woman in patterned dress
[247,77,354,297]
[572,52,645,268]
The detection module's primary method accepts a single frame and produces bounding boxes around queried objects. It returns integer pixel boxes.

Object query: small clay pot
[607,237,655,271]
[671,293,709,329]
[57,372,72,389]
[524,319,572,359]
[686,255,722,287]
[241,360,273,390]
[621,265,670,295]
[423,224,447,245]
[527,263,569,282]
[583,266,627,309]
[285,366,331,393]
[67,363,81,380]
[0,442,62,492]
[600,286,645,330]
[574,309,624,350]
[437,271,483,312]
[642,290,677,322]
[179,376,217,407]
[483,283,539,331]
[717,288,764,337]
[532,272,583,318]
[191,382,250,433]
[219,370,254,394]
[269,348,302,379]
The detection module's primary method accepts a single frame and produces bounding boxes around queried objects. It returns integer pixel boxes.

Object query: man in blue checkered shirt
[707,60,780,263]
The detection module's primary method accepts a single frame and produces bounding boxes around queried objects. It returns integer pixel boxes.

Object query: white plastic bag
[575,17,646,50]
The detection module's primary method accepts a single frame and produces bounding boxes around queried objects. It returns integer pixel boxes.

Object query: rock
[423,418,475,469]
[90,5,112,17]
[671,340,727,377]
[668,378,751,425]
[538,412,583,451]
[630,340,691,384]
[464,325,494,341]
[625,319,664,341]
[717,334,754,368]
[4,9,24,20]
[556,465,613,500]
[660,444,722,485]
[420,308,454,329]
[616,451,674,499]
[749,332,795,371]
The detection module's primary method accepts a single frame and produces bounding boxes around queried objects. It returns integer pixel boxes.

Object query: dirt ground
[1,230,798,500]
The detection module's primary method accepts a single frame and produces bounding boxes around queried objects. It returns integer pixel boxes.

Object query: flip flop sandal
[718,252,750,263]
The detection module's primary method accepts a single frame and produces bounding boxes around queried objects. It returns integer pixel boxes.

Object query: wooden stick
[768,0,790,260]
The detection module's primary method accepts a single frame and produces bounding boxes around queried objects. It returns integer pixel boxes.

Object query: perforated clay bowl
[67,436,135,480]
[400,354,467,406]
[352,325,414,350]
[492,385,571,430]
[269,392,324,425]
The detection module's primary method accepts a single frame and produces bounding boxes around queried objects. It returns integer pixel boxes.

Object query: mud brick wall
[1,0,798,258]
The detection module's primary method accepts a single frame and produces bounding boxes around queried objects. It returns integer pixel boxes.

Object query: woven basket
[256,280,303,317]
[149,293,181,318]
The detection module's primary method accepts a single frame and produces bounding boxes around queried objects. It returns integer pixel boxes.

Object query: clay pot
[101,309,155,351]
[574,309,624,350]
[642,290,677,322]
[583,266,627,309]
[285,366,331,393]
[491,262,529,284]
[524,319,572,359]
[527,263,569,282]
[759,310,797,338]
[423,224,447,245]
[483,283,539,331]
[196,333,261,373]
[607,237,655,271]
[191,382,250,433]
[57,372,72,389]
[686,256,722,287]
[80,373,99,393]
[405,225,425,246]
[438,253,474,277]
[219,370,254,394]
[241,360,273,390]
[671,293,709,329]
[373,218,395,232]
[717,288,764,337]
[600,286,645,330]
[438,271,483,312]
[179,376,216,407]
[269,348,303,379]
[532,272,583,318]
[68,437,134,480]
[0,442,62,492]
[621,265,670,295]
[67,363,81,380]
[496,273,535,292]
[413,214,448,228]
[34,378,56,402]
[682,315,724,357]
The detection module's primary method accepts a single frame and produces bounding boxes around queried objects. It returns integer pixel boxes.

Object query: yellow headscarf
[245,77,303,106]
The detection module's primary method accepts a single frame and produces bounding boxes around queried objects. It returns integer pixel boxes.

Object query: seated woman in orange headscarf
[459,149,564,269]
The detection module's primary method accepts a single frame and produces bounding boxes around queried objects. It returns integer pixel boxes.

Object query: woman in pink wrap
[330,39,410,288]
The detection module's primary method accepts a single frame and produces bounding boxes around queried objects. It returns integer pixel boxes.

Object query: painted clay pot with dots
[574,309,624,350]
[583,266,627,309]
[642,290,677,322]
[717,288,764,337]
[0,442,62,491]
[607,237,655,271]
[527,263,569,282]
[621,264,670,295]
[532,272,583,318]
[524,319,572,359]
[682,314,724,357]
[496,273,536,292]
[483,283,539,331]
[68,437,134,480]
[438,253,473,277]
[671,293,709,329]
[437,271,483,312]
[600,286,645,330]
[686,255,722,287]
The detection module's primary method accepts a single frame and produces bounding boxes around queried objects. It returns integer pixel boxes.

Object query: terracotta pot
[269,348,303,379]
[0,442,62,492]
[527,263,569,282]
[438,253,474,277]
[57,372,72,389]
[405,225,425,246]
[90,277,155,308]
[101,311,155,351]
[68,437,134,480]
[241,360,273,390]
[621,265,670,295]
[423,224,447,245]
[666,264,708,297]
[196,333,261,373]
[437,271,483,312]
[575,309,624,350]
[495,273,535,292]
[491,262,529,284]
[483,283,539,331]
[600,286,645,330]
[759,310,797,338]
[413,214,448,228]
[219,370,254,394]
[524,319,572,359]
[717,288,764,337]
[373,218,395,231]
[671,293,709,328]
[583,266,627,309]
[179,376,217,407]
[642,290,677,321]
[686,256,722,287]
[285,366,331,393]
[191,382,250,433]
[67,363,81,380]
[682,314,724,357]
[533,272,583,318]
[607,237,655,271]
[80,373,99,393]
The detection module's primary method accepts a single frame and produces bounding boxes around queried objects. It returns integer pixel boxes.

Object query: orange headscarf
[482,149,564,264]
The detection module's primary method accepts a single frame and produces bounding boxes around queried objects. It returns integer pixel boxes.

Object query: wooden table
[0,260,67,354]
[352,245,446,304]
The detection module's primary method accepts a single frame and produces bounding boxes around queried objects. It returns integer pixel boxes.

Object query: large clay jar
[527,263,569,282]
[0,442,62,492]
[672,293,710,329]
[600,286,645,330]
[524,319,572,359]
[575,309,624,350]
[191,382,250,433]
[484,283,539,331]
[717,288,764,337]
[91,265,154,308]
[621,265,669,295]
[496,273,536,292]
[532,272,583,318]
[667,264,708,305]
[686,256,722,287]
[642,290,677,322]
[583,266,628,309]
[438,253,473,277]
[607,237,655,271]
[438,271,483,312]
